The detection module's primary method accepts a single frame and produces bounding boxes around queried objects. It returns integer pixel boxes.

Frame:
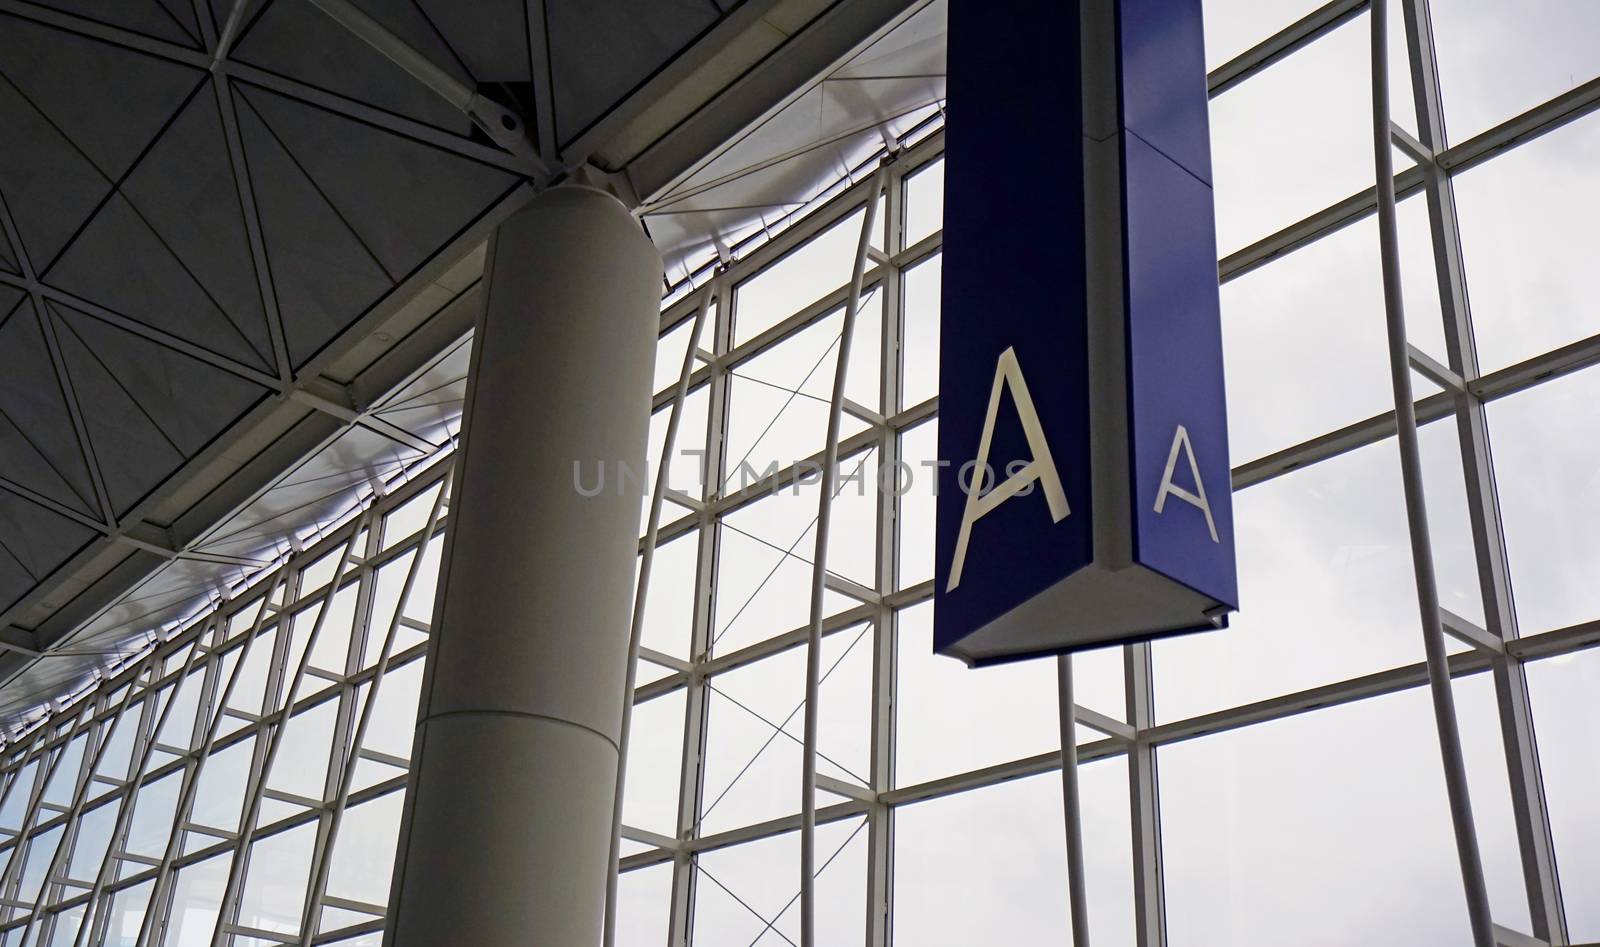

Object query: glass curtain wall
[0,1,1597,944]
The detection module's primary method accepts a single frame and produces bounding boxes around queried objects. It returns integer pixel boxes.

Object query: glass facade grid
[0,2,1596,944]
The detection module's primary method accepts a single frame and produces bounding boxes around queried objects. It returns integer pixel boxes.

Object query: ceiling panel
[230,0,472,131]
[0,298,98,518]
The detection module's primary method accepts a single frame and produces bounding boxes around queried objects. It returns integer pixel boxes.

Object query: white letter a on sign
[1153,424,1219,543]
[946,347,1069,592]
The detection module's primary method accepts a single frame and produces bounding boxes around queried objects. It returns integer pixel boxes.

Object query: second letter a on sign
[1153,424,1219,543]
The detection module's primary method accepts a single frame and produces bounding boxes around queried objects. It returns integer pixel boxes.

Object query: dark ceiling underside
[0,0,940,725]
[0,0,749,616]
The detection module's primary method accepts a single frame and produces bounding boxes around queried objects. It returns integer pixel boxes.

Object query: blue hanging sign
[934,0,1237,665]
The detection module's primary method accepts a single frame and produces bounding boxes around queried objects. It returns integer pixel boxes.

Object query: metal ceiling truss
[0,0,947,725]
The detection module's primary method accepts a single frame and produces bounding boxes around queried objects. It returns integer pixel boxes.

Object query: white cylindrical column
[385,185,662,947]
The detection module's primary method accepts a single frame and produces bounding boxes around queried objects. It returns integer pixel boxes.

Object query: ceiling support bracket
[302,0,547,172]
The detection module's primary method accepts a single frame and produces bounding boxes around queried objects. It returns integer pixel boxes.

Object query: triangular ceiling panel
[29,0,203,48]
[0,219,17,274]
[830,0,946,81]
[0,71,114,274]
[120,88,276,371]
[0,297,98,517]
[46,300,267,517]
[664,85,829,200]
[51,302,268,460]
[547,0,720,145]
[47,301,184,517]
[232,86,395,369]
[238,84,516,280]
[0,542,34,629]
[231,0,473,132]
[412,0,528,84]
[0,13,203,182]
[46,191,272,372]
[0,490,97,614]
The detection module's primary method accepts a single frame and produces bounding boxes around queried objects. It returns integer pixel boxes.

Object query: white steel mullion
[0,713,55,913]
[865,152,906,947]
[0,704,91,927]
[668,269,734,947]
[1400,0,1569,939]
[799,160,886,947]
[298,485,448,946]
[71,657,169,947]
[137,518,366,946]
[15,637,175,944]
[606,281,716,947]
[1369,5,1495,943]
[206,520,373,947]
[0,707,60,832]
[300,630,360,938]
[142,623,227,944]
[1125,642,1166,947]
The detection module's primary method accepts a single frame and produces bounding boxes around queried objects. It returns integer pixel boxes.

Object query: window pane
[621,690,684,838]
[103,878,155,947]
[380,481,441,552]
[1201,0,1325,68]
[163,853,230,947]
[616,862,672,947]
[365,554,429,669]
[96,712,140,783]
[1453,112,1600,372]
[723,300,880,490]
[639,531,698,660]
[643,386,709,534]
[237,821,316,935]
[711,455,875,656]
[191,737,255,834]
[694,818,866,947]
[41,736,86,806]
[1210,12,1414,256]
[18,825,63,903]
[67,802,115,883]
[1221,203,1444,466]
[48,904,86,947]
[265,699,337,802]
[1489,364,1600,634]
[654,304,714,395]
[225,629,277,719]
[699,626,872,834]
[1161,688,1472,946]
[894,602,1056,787]
[1431,0,1600,141]
[893,772,1067,946]
[902,157,944,248]
[900,253,941,410]
[126,773,181,859]
[359,658,425,762]
[155,675,203,752]
[1452,671,1533,935]
[897,420,936,590]
[734,208,877,346]
[326,791,404,907]
[1527,648,1600,941]
[293,582,359,676]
